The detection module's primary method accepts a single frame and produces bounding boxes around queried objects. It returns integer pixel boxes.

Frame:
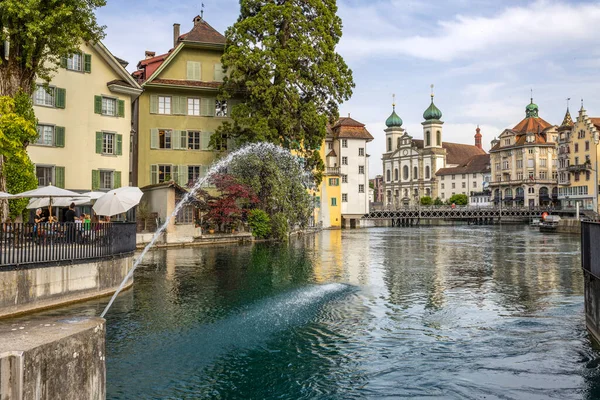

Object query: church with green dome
[381,89,487,207]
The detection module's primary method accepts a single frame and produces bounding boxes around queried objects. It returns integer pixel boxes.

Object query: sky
[97,0,600,177]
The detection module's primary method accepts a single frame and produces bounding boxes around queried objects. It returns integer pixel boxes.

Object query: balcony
[567,163,592,173]
[324,167,340,176]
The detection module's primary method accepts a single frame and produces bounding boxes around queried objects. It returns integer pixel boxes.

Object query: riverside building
[323,116,373,228]
[381,92,485,207]
[29,42,142,191]
[557,103,600,212]
[132,15,237,188]
[489,99,558,208]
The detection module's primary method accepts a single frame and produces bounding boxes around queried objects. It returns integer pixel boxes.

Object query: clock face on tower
[403,149,408,156]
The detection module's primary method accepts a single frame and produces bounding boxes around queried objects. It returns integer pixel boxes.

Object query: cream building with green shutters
[29,42,141,192]
[132,16,235,188]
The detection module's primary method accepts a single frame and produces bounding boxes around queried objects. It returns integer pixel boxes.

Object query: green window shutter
[187,61,201,80]
[149,95,158,114]
[172,131,181,150]
[95,132,103,154]
[172,97,186,115]
[186,61,194,80]
[178,165,187,186]
[94,95,102,114]
[214,63,225,81]
[150,165,158,184]
[180,131,187,149]
[55,88,66,109]
[91,170,100,191]
[60,57,67,69]
[117,99,125,117]
[54,167,65,188]
[201,132,211,150]
[54,126,65,147]
[116,134,123,155]
[84,54,92,73]
[201,98,215,116]
[113,171,122,189]
[150,128,159,149]
[195,62,202,80]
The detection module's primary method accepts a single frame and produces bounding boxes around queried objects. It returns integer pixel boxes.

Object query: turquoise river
[31,225,600,399]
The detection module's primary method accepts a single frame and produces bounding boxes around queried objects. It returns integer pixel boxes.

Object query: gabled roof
[92,42,142,95]
[436,154,490,175]
[326,149,337,157]
[407,140,486,165]
[590,118,600,131]
[332,117,374,141]
[179,17,226,45]
[149,79,222,89]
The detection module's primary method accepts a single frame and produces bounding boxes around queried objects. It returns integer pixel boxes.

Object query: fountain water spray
[101,142,313,318]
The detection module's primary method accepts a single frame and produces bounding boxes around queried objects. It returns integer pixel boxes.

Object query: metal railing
[0,222,136,267]
[325,167,340,175]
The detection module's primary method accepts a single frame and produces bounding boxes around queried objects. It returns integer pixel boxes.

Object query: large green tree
[0,0,106,97]
[216,0,354,177]
[0,93,37,220]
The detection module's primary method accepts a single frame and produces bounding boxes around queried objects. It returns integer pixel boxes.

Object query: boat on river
[539,215,560,232]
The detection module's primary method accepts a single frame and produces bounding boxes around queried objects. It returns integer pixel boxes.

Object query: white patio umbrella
[15,185,84,217]
[93,186,143,216]
[0,191,14,199]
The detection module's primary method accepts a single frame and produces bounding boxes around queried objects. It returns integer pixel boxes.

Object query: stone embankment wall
[0,255,133,319]
[0,317,105,399]
[556,219,581,234]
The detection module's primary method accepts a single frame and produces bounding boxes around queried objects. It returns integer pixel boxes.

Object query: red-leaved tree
[205,174,258,230]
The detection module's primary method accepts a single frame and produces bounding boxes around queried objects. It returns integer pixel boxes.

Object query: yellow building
[133,16,235,188]
[557,104,600,211]
[316,133,342,229]
[29,42,142,191]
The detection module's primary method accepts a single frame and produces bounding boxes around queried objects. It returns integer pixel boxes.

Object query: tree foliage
[248,209,271,239]
[227,150,313,239]
[215,0,354,176]
[0,0,106,96]
[0,93,37,220]
[420,196,432,206]
[205,173,258,230]
[447,194,468,206]
[433,197,444,206]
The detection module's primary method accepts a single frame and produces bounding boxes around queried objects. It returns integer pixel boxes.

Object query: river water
[33,225,600,399]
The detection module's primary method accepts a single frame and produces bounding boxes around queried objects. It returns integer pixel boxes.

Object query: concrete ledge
[0,255,133,319]
[138,232,253,249]
[0,317,105,400]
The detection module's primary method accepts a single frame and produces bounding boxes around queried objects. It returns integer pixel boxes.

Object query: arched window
[387,138,392,152]
[403,189,408,197]
[539,187,549,196]
[426,131,431,146]
[425,166,430,179]
[426,188,431,196]
[505,188,513,198]
[394,168,399,181]
[397,137,401,149]
[516,187,524,198]
[413,166,418,179]
[494,189,500,199]
[386,169,391,182]
[436,131,441,146]
[403,165,409,180]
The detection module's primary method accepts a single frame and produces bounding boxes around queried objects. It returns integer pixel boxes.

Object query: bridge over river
[363,206,577,225]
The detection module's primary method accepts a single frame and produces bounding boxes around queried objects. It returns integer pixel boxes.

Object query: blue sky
[97,0,600,177]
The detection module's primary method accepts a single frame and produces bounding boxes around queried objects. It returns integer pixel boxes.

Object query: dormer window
[526,133,534,143]
[504,138,510,146]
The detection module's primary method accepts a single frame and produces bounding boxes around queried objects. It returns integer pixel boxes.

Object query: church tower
[474,125,482,150]
[384,94,404,153]
[422,85,443,149]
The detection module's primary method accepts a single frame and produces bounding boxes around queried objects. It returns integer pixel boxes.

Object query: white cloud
[338,0,600,62]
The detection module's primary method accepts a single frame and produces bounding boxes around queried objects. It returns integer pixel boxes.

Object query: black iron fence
[582,221,600,279]
[0,222,136,267]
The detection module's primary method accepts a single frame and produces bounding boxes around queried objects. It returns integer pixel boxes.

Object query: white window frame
[36,125,54,146]
[35,165,54,187]
[359,166,365,174]
[342,139,348,148]
[66,53,82,71]
[102,132,116,155]
[102,96,117,116]
[358,147,364,156]
[99,170,114,190]
[158,164,173,183]
[358,184,365,193]
[34,85,55,107]
[342,157,348,165]
[342,193,348,202]
[187,98,200,116]
[187,131,201,150]
[158,96,171,115]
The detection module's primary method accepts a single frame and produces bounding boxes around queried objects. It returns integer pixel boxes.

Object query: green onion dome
[423,95,442,121]
[525,99,539,118]
[386,105,403,128]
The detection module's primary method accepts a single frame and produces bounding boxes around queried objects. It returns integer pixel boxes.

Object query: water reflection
[13,225,599,399]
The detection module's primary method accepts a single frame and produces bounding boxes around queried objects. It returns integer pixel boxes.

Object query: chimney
[347,113,350,117]
[173,23,180,48]
[145,51,156,59]
[474,125,482,150]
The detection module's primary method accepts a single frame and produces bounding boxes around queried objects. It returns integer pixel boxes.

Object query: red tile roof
[332,117,374,141]
[436,154,490,175]
[149,79,222,89]
[179,18,226,45]
[410,140,486,165]
[590,118,600,130]
[512,116,553,134]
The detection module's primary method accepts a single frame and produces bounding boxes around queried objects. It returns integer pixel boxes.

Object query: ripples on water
[24,225,600,399]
